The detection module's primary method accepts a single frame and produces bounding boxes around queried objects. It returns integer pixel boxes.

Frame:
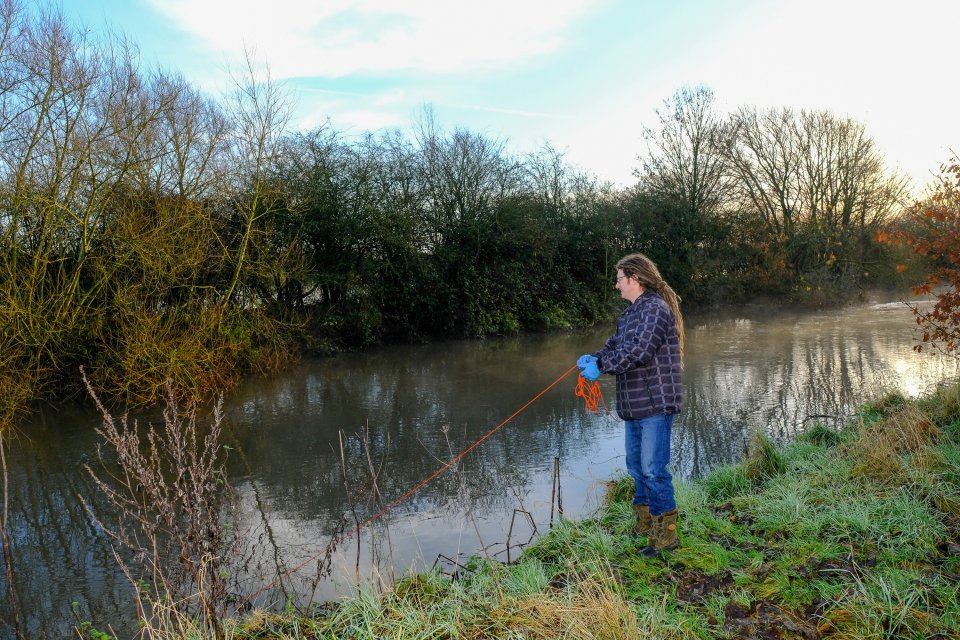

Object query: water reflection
[3,296,958,637]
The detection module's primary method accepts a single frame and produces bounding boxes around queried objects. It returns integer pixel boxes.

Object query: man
[578,253,684,557]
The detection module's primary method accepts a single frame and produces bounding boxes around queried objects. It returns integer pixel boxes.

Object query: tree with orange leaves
[878,158,960,356]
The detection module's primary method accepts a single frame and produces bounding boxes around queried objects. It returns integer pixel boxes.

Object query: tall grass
[744,430,786,482]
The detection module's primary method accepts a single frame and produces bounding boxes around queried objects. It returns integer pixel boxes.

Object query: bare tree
[726,106,907,236]
[797,110,908,232]
[638,85,733,220]
[0,5,171,396]
[724,106,803,237]
[414,105,521,248]
[524,142,606,222]
[220,50,292,313]
[723,105,907,279]
[525,142,569,223]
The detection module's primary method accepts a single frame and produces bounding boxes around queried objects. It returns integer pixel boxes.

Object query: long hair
[616,253,685,365]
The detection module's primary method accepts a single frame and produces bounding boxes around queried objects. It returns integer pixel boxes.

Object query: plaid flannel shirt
[594,290,682,420]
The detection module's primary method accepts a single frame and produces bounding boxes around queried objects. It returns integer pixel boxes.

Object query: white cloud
[330,108,406,132]
[555,0,960,192]
[292,91,408,133]
[141,0,960,194]
[147,0,601,78]
[447,103,573,119]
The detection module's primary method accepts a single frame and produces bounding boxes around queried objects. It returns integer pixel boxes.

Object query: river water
[4,293,959,638]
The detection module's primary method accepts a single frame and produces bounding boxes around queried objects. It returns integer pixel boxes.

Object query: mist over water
[5,294,958,638]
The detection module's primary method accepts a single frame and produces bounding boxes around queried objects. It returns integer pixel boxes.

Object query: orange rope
[246,363,581,603]
[574,373,609,414]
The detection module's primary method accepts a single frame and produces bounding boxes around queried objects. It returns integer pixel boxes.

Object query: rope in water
[246,363,608,603]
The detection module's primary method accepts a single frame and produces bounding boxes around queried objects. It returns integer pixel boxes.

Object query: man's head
[616,253,664,296]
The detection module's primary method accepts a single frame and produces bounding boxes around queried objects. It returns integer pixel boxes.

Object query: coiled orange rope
[574,373,610,414]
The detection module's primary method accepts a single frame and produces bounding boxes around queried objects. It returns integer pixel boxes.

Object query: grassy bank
[134,382,960,639]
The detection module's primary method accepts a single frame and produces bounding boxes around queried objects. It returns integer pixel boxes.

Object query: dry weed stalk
[80,371,240,639]
[1,428,24,640]
[850,405,943,485]
[338,423,394,592]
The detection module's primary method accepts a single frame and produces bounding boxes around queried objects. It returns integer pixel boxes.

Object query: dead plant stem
[339,430,362,587]
[0,432,24,640]
[362,422,394,585]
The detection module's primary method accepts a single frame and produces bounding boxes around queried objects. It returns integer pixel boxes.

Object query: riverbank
[160,380,959,639]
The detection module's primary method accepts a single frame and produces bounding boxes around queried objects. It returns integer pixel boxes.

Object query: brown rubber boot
[656,509,679,552]
[640,509,679,557]
[632,503,652,537]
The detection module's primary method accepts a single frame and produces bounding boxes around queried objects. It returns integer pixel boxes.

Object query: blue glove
[577,354,597,368]
[580,360,601,381]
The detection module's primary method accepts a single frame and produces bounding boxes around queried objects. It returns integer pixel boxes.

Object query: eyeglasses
[615,275,629,284]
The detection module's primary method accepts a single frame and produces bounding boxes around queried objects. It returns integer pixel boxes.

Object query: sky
[65,0,960,196]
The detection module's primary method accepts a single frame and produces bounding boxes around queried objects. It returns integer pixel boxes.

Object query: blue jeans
[625,413,676,516]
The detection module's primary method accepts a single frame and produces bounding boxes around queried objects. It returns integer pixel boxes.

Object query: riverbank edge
[7,284,913,430]
[158,379,960,639]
